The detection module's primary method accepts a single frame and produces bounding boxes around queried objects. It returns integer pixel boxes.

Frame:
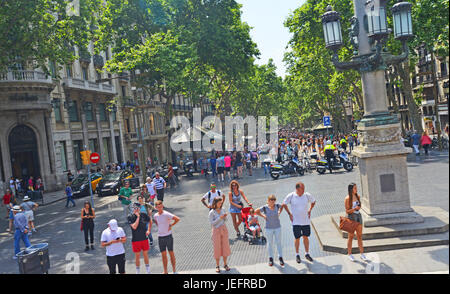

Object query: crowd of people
[88,178,369,274]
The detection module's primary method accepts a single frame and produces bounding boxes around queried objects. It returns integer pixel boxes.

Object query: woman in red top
[2,189,13,218]
[420,131,432,155]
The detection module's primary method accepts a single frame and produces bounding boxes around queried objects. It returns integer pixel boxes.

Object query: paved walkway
[179,245,449,274]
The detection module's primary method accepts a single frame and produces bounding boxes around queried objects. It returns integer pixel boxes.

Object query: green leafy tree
[0,0,102,74]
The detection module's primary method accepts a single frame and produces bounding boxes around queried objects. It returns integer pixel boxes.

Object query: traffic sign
[90,152,100,164]
[323,116,331,127]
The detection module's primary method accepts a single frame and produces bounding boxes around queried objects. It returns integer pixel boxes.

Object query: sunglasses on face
[269,199,276,201]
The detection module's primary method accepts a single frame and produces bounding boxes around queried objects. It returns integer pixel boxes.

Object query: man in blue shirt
[12,206,31,259]
[411,131,421,155]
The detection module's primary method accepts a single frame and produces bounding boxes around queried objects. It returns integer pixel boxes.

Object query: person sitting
[248,208,261,241]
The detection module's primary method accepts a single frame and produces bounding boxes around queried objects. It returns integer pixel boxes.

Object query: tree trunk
[430,50,442,150]
[395,61,423,135]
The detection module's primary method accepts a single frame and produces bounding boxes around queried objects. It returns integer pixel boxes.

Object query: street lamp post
[322,0,424,226]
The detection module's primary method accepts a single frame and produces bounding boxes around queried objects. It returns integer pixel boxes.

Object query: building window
[53,100,62,122]
[125,118,130,133]
[108,74,112,85]
[441,62,448,77]
[73,140,83,170]
[68,100,79,122]
[96,71,101,82]
[82,66,89,80]
[66,65,73,78]
[84,102,94,121]
[49,61,57,78]
[89,139,98,153]
[99,103,107,121]
[59,141,68,171]
[121,85,126,96]
[105,49,110,61]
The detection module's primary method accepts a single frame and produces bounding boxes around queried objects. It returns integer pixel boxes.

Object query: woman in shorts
[228,180,252,238]
[345,183,368,262]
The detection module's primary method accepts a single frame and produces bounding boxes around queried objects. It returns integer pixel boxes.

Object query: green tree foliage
[0,0,103,73]
[283,0,360,132]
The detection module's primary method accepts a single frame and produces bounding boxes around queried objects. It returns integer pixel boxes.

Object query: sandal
[215,266,221,273]
[224,265,230,272]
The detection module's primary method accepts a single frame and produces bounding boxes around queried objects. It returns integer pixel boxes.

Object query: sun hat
[108,219,118,231]
[12,205,21,212]
[23,196,31,201]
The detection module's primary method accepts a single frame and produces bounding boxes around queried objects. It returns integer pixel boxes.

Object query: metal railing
[0,70,52,83]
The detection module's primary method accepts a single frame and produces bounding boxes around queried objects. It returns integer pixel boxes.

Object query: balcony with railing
[121,96,137,108]
[63,77,116,95]
[0,70,53,85]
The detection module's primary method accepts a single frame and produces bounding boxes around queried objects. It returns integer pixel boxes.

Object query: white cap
[108,219,118,231]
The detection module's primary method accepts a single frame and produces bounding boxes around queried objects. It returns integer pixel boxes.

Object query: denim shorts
[229,204,241,214]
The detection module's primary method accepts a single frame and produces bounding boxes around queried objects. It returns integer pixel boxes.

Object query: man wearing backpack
[201,183,225,210]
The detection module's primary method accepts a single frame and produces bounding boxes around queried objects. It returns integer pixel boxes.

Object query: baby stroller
[241,207,267,245]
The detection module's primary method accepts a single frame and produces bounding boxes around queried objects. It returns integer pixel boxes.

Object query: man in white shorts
[283,181,316,264]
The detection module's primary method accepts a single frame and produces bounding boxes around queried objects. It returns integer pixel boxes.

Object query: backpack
[208,190,221,203]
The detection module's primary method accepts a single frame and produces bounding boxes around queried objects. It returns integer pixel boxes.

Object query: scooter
[317,149,353,174]
[270,157,305,180]
[183,161,195,177]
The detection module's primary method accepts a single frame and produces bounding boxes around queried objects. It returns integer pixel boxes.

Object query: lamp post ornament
[321,0,424,226]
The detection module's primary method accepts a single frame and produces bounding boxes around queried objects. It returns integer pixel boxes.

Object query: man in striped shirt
[152,172,167,202]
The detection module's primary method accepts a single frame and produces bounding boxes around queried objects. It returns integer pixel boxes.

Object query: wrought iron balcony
[93,54,104,68]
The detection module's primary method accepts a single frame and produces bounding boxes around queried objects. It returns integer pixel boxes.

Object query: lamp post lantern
[322,0,423,227]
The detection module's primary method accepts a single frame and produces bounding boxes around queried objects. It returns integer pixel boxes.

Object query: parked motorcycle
[270,157,305,180]
[317,149,353,174]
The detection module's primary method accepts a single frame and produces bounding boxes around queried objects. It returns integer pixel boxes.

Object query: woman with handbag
[345,183,368,262]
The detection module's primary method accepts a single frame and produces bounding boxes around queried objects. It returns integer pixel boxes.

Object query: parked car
[96,170,140,197]
[71,173,103,198]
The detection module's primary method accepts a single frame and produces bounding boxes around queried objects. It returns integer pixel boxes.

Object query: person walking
[153,200,180,274]
[137,195,154,246]
[65,183,76,208]
[345,183,369,262]
[216,154,225,182]
[210,155,217,180]
[3,189,15,234]
[255,195,285,267]
[236,151,243,178]
[9,177,16,198]
[101,219,127,274]
[224,153,232,181]
[20,196,38,234]
[2,188,13,220]
[228,180,252,238]
[12,206,31,259]
[118,180,133,222]
[27,176,34,192]
[167,163,176,188]
[128,203,152,274]
[81,201,96,251]
[152,172,166,202]
[420,131,432,155]
[145,177,157,205]
[283,182,316,263]
[209,197,231,273]
[411,131,421,155]
[201,183,224,210]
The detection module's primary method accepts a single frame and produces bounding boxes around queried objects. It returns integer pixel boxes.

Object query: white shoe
[348,254,355,262]
[360,254,369,262]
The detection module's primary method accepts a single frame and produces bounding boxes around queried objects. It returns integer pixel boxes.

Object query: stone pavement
[179,245,449,274]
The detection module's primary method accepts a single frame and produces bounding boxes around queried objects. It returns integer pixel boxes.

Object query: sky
[236,0,307,78]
